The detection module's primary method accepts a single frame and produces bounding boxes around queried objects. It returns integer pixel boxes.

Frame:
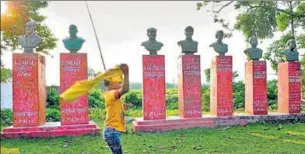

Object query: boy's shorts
[103,127,123,154]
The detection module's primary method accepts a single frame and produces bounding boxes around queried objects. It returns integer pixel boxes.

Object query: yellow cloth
[104,90,126,132]
[60,65,123,102]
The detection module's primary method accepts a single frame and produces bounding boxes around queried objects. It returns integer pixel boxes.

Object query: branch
[212,1,234,13]
[275,8,305,18]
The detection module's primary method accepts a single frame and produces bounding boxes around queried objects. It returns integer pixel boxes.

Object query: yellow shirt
[104,90,126,132]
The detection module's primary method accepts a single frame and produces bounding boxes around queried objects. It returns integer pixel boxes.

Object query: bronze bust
[209,30,228,56]
[244,36,263,60]
[141,28,163,55]
[177,26,198,55]
[63,24,85,53]
[18,21,42,53]
[282,39,299,62]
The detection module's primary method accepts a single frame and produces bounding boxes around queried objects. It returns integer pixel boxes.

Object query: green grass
[1,121,305,154]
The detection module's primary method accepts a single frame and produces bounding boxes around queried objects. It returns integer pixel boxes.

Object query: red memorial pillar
[60,53,89,125]
[278,62,301,114]
[12,53,46,127]
[177,55,202,118]
[245,60,268,115]
[142,55,166,120]
[210,56,233,116]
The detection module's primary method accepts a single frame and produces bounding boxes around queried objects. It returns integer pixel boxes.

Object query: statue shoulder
[159,41,164,47]
[141,41,147,46]
[78,37,85,42]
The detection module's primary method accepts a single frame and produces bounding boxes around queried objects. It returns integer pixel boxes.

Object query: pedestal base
[245,60,268,115]
[132,113,305,133]
[1,121,100,139]
[278,62,301,113]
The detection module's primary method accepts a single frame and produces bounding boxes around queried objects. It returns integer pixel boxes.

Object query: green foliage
[88,89,104,108]
[204,68,210,82]
[201,85,210,112]
[166,89,178,110]
[89,108,106,121]
[46,87,59,109]
[0,109,12,126]
[267,80,278,109]
[235,2,277,39]
[0,67,12,82]
[46,108,60,122]
[1,1,57,54]
[122,91,142,109]
[276,11,290,32]
[233,81,245,109]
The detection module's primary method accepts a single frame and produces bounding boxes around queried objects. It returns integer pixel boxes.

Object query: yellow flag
[60,65,123,103]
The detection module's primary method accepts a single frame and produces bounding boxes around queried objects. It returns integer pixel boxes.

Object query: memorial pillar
[60,53,89,125]
[12,53,46,127]
[177,55,202,118]
[210,56,233,116]
[245,60,268,115]
[278,62,301,113]
[142,55,166,120]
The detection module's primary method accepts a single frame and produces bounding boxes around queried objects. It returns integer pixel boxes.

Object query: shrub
[46,87,59,109]
[122,91,142,109]
[0,109,12,126]
[89,108,106,121]
[89,89,105,108]
[46,108,60,122]
[233,81,245,109]
[201,87,210,112]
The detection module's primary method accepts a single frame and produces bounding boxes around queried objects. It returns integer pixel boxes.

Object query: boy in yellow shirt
[103,64,130,154]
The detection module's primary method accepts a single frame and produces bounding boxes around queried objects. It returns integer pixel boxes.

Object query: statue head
[147,27,157,40]
[69,24,78,38]
[249,36,258,48]
[25,21,36,35]
[184,26,194,39]
[287,39,296,50]
[215,30,224,42]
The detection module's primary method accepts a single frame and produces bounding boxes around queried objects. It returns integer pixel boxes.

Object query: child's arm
[118,64,129,97]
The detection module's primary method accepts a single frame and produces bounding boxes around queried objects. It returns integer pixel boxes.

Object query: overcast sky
[2,1,288,86]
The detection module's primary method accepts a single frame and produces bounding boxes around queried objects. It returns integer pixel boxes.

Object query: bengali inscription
[142,55,166,120]
[60,53,89,125]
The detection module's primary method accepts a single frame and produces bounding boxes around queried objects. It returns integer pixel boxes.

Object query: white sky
[2,1,294,86]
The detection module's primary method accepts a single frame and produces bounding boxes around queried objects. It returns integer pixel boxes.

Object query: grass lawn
[1,121,305,154]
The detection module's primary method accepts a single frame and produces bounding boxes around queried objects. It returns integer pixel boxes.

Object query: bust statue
[209,30,228,56]
[18,21,42,53]
[63,24,85,53]
[141,27,163,55]
[282,39,299,62]
[244,36,263,60]
[177,26,198,55]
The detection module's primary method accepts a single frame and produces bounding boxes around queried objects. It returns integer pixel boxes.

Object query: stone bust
[18,21,42,53]
[282,39,299,62]
[141,27,163,55]
[63,24,85,53]
[177,26,198,55]
[209,30,228,56]
[244,36,263,60]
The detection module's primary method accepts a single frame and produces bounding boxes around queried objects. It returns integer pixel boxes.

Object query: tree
[1,1,57,54]
[204,68,211,82]
[197,1,305,98]
[0,68,12,83]
[197,1,305,67]
[0,1,57,83]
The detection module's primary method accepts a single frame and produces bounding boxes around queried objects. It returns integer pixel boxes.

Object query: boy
[103,64,131,154]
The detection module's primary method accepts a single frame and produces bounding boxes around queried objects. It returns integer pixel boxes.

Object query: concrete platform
[1,121,100,139]
[133,113,305,132]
